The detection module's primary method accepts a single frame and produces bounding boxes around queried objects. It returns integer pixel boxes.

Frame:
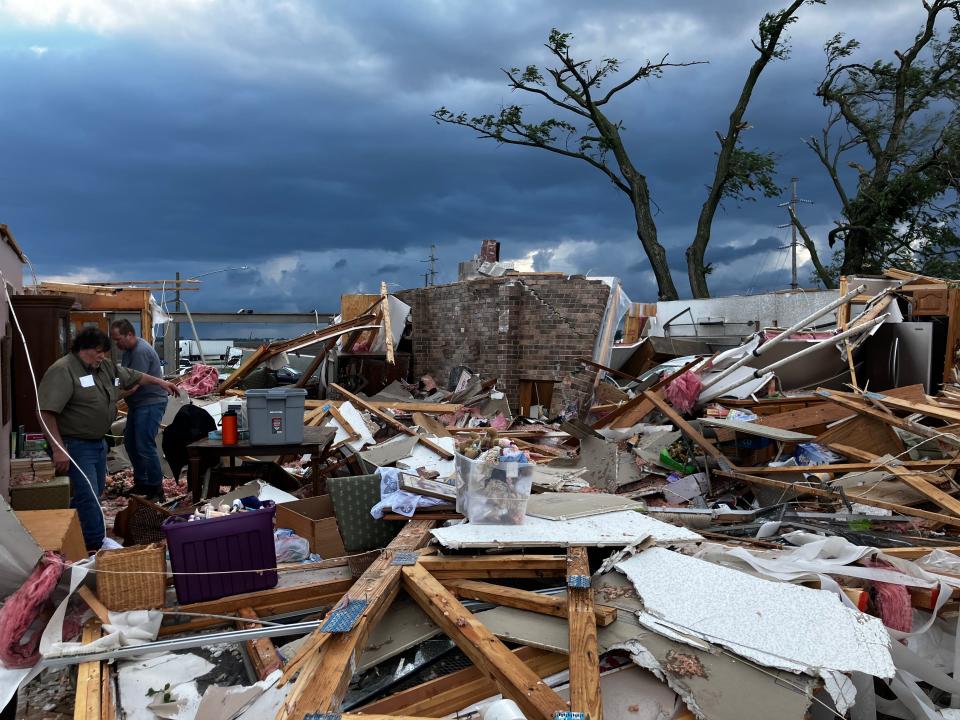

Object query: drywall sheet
[332,401,378,451]
[431,511,701,549]
[396,436,456,479]
[615,548,894,680]
[117,652,214,720]
[524,491,645,520]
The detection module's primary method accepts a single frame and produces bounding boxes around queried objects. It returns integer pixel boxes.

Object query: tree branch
[502,68,592,119]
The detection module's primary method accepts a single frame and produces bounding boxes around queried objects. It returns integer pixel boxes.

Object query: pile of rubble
[8,267,960,720]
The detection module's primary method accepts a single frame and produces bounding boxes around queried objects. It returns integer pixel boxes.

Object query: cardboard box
[16,509,87,562]
[275,495,346,559]
[10,476,71,511]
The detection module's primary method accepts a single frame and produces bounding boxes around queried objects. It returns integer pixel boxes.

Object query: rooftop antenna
[421,244,438,287]
[778,177,813,290]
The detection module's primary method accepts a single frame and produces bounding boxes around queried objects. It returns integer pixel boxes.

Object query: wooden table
[187,425,336,502]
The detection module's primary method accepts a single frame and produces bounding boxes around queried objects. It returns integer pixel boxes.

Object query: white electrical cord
[1,268,107,543]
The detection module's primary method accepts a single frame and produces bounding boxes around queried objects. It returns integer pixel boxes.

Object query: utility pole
[173,270,181,369]
[778,177,813,290]
[421,244,438,287]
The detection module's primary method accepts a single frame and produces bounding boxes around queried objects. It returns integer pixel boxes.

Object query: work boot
[143,485,165,503]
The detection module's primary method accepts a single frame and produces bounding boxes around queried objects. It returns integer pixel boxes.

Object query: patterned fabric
[327,474,404,553]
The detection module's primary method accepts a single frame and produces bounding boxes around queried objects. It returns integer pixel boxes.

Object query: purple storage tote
[162,502,278,605]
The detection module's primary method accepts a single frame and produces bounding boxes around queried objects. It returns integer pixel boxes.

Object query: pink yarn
[180,364,219,397]
[663,371,703,415]
[863,558,912,633]
[0,552,64,668]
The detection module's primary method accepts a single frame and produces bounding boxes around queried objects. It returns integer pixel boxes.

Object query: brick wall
[397,275,611,414]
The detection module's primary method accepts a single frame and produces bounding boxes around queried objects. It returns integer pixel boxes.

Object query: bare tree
[686,0,824,298]
[809,0,960,277]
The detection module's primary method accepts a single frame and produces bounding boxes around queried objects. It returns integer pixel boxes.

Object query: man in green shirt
[38,327,179,550]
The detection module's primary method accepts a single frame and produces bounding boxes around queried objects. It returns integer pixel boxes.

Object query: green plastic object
[659,448,696,475]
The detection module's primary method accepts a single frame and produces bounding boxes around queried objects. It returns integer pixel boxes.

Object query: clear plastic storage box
[455,453,534,524]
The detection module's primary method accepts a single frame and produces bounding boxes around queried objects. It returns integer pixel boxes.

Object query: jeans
[124,402,166,488]
[64,437,107,550]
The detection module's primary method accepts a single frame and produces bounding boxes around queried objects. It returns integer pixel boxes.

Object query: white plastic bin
[455,452,534,524]
[246,388,307,445]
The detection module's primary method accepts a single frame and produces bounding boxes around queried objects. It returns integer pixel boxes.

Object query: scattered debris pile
[7,267,960,720]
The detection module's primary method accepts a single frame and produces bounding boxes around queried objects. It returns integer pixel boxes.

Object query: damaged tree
[687,0,824,298]
[435,3,821,299]
[808,0,960,278]
[434,29,700,301]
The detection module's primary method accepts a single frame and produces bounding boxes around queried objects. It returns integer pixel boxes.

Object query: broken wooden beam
[566,546,602,720]
[381,281,395,365]
[276,520,436,720]
[236,607,283,680]
[826,444,960,517]
[442,578,617,626]
[330,383,454,459]
[418,554,566,580]
[644,390,733,465]
[74,620,104,720]
[401,562,567,720]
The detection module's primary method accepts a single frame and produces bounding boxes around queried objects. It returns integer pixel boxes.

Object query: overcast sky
[0,0,931,325]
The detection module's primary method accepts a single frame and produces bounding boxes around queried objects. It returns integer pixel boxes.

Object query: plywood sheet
[431,511,700,549]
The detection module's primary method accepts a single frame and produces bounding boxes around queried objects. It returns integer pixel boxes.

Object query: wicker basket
[95,542,167,611]
[346,549,381,578]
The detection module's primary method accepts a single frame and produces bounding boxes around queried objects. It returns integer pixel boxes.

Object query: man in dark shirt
[110,320,171,502]
[38,327,178,549]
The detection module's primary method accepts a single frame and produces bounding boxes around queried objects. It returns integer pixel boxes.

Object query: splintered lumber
[330,383,453,459]
[237,607,283,680]
[880,546,960,559]
[737,459,958,475]
[277,520,436,720]
[74,621,103,720]
[417,554,566,580]
[566,547,602,720]
[381,281,395,365]
[220,314,377,392]
[594,357,702,430]
[715,470,960,528]
[412,412,452,438]
[401,562,567,720]
[442,579,617,626]
[294,336,338,388]
[358,646,567,716]
[76,586,111,625]
[816,389,960,449]
[858,392,960,425]
[366,401,462,413]
[644,390,732,465]
[755,384,927,433]
[826,444,960,517]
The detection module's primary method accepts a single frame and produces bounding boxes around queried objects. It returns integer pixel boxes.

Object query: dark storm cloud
[0,0,920,308]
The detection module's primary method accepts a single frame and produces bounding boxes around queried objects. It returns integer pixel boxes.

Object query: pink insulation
[663,371,703,415]
[180,363,220,397]
[0,552,64,668]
